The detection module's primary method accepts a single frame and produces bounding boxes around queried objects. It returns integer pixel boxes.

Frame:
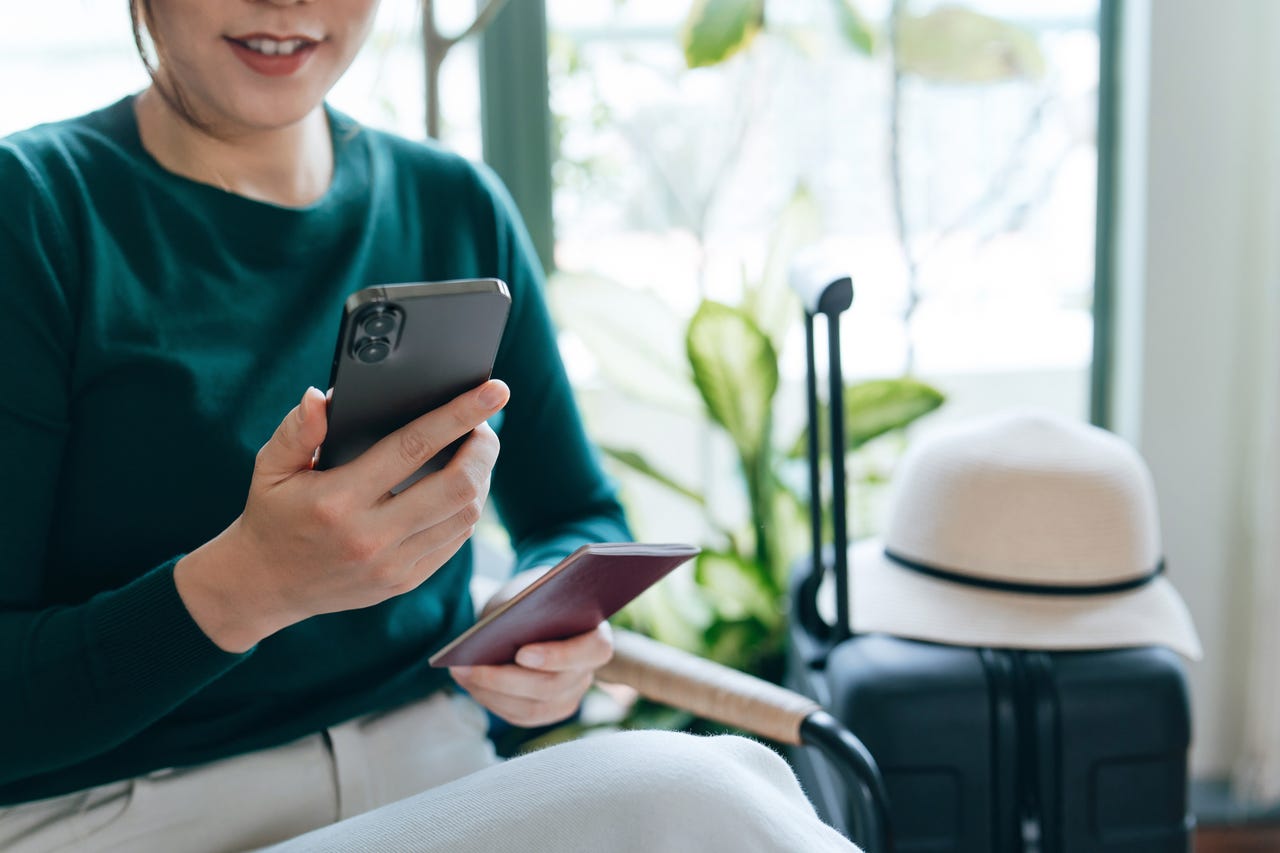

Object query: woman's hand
[175,380,510,653]
[449,567,614,727]
[450,624,613,728]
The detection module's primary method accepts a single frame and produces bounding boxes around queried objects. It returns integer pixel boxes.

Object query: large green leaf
[686,301,779,465]
[832,0,877,56]
[788,377,945,457]
[845,378,945,446]
[702,617,776,674]
[693,550,778,624]
[896,7,1045,83]
[617,573,713,656]
[548,273,700,414]
[681,0,766,69]
[599,444,706,507]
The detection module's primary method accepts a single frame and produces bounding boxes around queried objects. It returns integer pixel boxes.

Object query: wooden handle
[596,629,821,745]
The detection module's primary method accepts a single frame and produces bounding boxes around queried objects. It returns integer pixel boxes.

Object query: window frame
[1090,0,1121,428]
[478,0,555,274]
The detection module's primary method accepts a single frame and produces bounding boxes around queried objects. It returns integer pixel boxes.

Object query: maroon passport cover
[429,543,699,668]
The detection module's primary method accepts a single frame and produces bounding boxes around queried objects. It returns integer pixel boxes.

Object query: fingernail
[478,382,505,409]
[297,388,315,423]
[451,666,472,677]
[516,649,545,668]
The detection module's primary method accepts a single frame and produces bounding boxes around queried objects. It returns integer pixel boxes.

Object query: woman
[0,1,857,850]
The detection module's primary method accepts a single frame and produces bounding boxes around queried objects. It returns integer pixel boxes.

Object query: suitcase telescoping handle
[790,263,896,850]
[792,260,854,643]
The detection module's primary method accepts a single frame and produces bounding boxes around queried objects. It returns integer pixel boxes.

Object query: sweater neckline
[106,94,366,218]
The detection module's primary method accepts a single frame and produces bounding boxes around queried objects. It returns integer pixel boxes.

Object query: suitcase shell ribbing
[788,566,1193,851]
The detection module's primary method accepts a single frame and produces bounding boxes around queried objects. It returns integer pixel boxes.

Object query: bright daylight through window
[543,0,1102,543]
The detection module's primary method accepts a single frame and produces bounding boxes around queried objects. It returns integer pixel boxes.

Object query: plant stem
[421,0,512,139]
[745,414,780,595]
[750,459,769,579]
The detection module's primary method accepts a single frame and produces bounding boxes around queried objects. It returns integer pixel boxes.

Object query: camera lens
[362,310,397,337]
[355,337,391,364]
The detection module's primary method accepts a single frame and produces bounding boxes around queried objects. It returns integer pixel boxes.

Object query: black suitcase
[784,274,1194,852]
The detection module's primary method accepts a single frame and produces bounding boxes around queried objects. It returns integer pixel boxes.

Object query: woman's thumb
[255,387,330,480]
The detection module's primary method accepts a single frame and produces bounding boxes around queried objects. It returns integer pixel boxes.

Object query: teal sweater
[0,97,629,805]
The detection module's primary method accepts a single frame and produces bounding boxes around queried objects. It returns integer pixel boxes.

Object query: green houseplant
[553,254,944,691]
[536,0,1047,735]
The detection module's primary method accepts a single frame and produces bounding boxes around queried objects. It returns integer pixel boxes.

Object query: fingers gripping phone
[316,279,511,494]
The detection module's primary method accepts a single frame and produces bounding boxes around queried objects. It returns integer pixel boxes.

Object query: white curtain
[1235,270,1280,803]
[1132,0,1280,785]
[1234,249,1280,801]
[1233,5,1280,801]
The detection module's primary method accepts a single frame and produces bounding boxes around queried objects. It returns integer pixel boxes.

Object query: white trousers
[0,692,858,852]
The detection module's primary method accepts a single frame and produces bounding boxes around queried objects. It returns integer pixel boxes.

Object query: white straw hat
[839,410,1202,660]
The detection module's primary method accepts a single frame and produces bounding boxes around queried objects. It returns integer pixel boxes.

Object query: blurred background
[4,0,1276,839]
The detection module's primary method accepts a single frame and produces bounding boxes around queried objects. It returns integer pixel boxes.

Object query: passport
[429,543,699,667]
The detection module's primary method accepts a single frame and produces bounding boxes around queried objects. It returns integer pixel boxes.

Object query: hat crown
[885,411,1161,587]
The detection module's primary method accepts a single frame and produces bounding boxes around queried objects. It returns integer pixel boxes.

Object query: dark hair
[129,0,214,132]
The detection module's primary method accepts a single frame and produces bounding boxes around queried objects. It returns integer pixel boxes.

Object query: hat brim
[830,540,1203,660]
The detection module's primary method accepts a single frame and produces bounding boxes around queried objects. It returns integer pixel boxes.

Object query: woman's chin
[143,81,326,138]
[212,95,327,136]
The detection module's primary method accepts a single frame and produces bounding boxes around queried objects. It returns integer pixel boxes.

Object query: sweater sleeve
[474,168,632,572]
[0,144,247,786]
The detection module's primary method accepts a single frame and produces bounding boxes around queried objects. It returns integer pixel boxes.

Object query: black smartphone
[316,279,511,493]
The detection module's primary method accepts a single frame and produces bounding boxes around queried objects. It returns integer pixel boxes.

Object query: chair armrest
[596,628,894,853]
[596,629,821,745]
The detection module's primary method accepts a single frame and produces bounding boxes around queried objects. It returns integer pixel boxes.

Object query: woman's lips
[225,36,319,77]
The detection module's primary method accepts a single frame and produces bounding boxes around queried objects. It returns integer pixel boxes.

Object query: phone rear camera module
[355,337,392,364]
[362,310,397,338]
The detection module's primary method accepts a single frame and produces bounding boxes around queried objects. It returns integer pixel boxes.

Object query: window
[1,5,147,134]
[542,0,1105,539]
